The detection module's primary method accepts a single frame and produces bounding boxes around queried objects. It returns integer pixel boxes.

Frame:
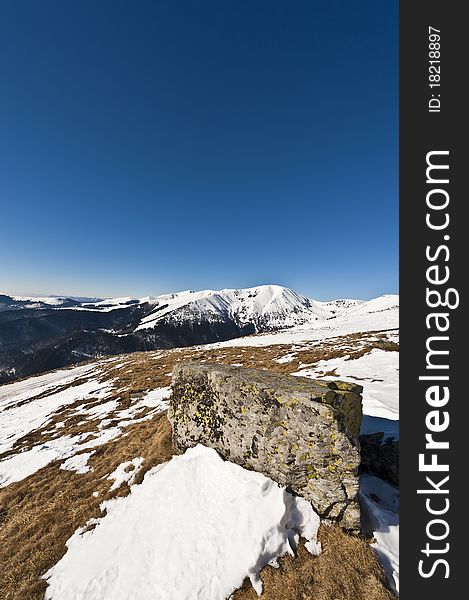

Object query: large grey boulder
[169,362,363,530]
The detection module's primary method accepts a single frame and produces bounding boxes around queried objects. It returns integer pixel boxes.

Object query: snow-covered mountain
[0,285,398,383]
[136,285,331,330]
[67,285,376,330]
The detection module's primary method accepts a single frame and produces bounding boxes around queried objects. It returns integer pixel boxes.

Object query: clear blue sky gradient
[0,0,398,300]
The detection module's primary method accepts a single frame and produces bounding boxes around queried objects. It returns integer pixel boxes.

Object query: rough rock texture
[360,432,399,487]
[169,362,363,530]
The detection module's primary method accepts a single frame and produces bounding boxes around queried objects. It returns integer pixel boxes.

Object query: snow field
[294,348,399,424]
[0,374,171,486]
[44,445,321,600]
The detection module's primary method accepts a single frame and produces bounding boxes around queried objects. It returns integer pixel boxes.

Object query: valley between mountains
[0,286,399,600]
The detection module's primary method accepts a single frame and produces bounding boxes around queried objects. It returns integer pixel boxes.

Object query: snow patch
[44,445,321,600]
[12,296,68,306]
[276,353,296,364]
[106,457,144,491]
[81,399,119,420]
[0,370,111,454]
[0,426,124,487]
[138,386,171,409]
[60,452,95,474]
[360,474,399,594]
[294,348,399,425]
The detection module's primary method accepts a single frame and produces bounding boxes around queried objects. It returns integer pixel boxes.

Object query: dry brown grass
[119,328,398,383]
[0,330,398,599]
[0,414,173,600]
[233,525,395,600]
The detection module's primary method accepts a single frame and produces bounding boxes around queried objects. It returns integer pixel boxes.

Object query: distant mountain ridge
[0,285,398,383]
[0,294,83,310]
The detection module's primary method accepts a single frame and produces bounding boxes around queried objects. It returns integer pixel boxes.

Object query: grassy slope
[0,330,397,600]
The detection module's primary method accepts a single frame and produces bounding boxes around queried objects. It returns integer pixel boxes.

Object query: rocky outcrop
[169,362,363,530]
[360,432,399,487]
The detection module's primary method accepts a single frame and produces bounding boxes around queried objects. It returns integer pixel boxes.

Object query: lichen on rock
[169,362,363,530]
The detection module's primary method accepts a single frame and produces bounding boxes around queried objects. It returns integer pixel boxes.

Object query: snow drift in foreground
[44,445,321,600]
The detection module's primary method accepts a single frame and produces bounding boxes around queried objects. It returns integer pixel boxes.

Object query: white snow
[10,288,398,348]
[275,353,296,364]
[44,445,321,600]
[294,348,399,423]
[0,366,110,454]
[81,399,119,419]
[85,296,140,307]
[360,474,399,594]
[0,384,171,487]
[207,295,398,348]
[0,363,96,413]
[136,386,171,409]
[60,452,95,474]
[70,296,157,312]
[0,434,80,486]
[12,295,68,306]
[136,285,329,331]
[0,426,124,487]
[106,457,144,491]
[94,387,171,426]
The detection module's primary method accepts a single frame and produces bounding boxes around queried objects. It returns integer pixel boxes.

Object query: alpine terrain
[0,287,398,600]
[1,285,396,383]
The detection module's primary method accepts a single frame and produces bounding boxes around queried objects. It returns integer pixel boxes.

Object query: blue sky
[0,0,398,300]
